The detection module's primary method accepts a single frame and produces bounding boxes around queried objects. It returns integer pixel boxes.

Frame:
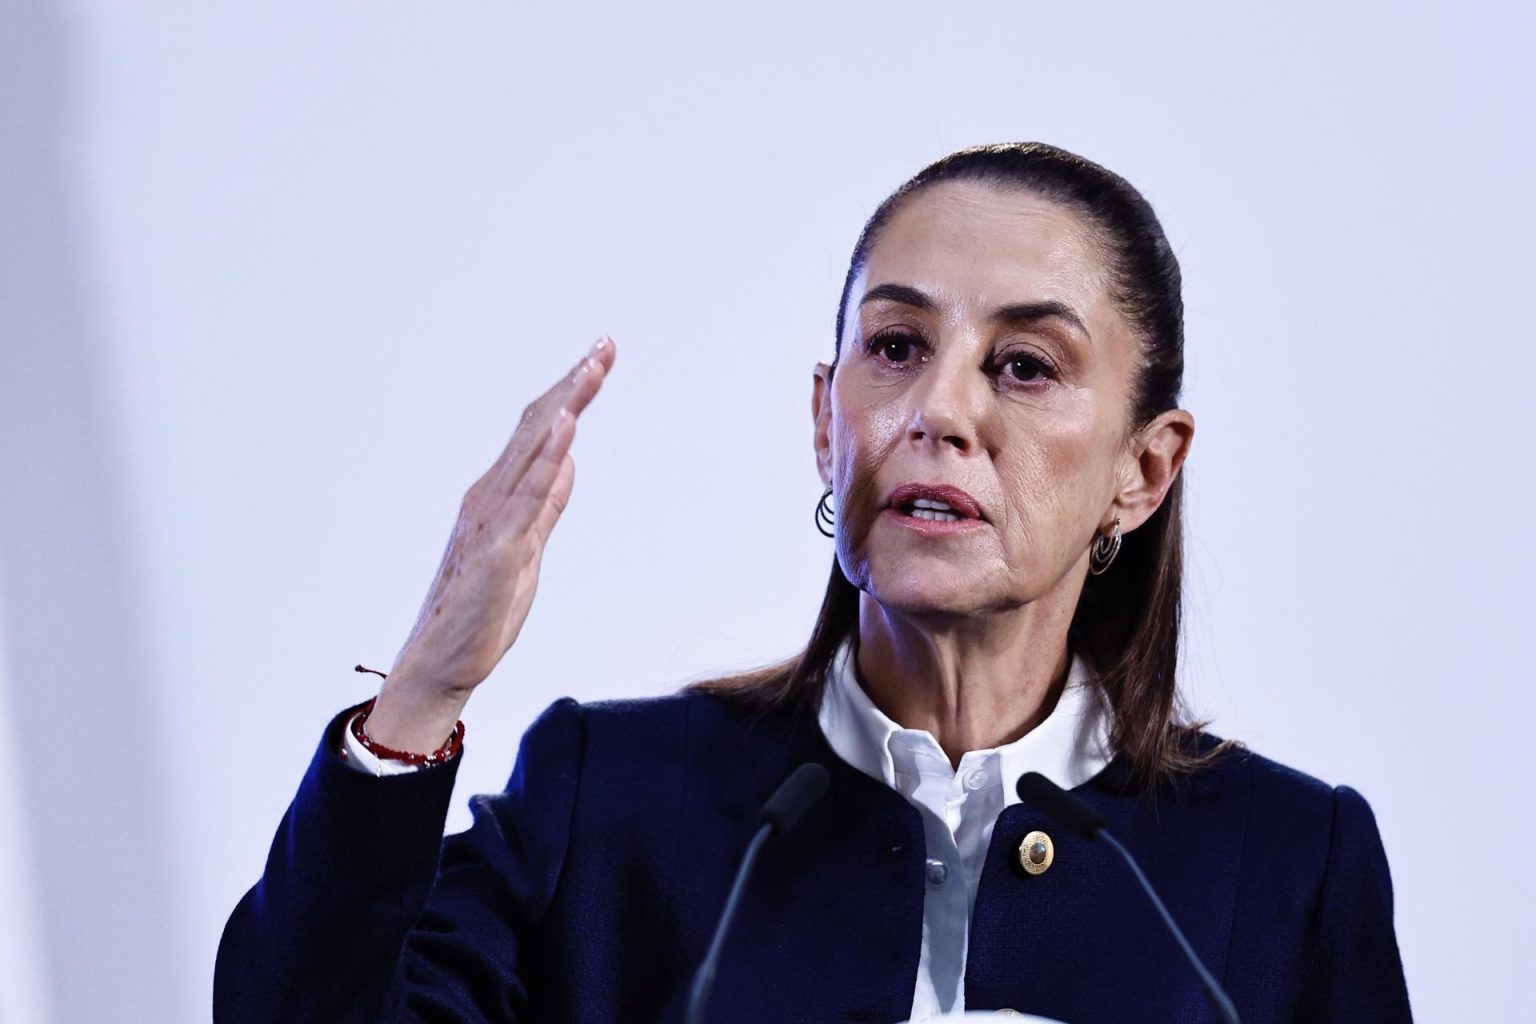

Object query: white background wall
[2,1,1531,1020]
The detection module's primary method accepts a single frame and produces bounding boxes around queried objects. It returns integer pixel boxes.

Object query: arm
[1297,785,1413,1023]
[213,336,613,1021]
[213,695,584,1024]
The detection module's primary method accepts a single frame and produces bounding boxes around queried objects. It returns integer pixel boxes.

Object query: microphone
[1015,772,1241,1024]
[686,762,830,1024]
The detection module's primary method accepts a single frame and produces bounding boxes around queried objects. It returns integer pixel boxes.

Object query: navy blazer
[214,690,1412,1023]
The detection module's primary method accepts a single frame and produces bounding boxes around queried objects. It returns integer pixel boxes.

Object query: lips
[885,482,984,520]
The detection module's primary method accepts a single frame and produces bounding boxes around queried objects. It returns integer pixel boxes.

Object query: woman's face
[812,181,1190,617]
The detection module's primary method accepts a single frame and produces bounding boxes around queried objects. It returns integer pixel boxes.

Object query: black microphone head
[758,763,830,836]
[1015,771,1106,842]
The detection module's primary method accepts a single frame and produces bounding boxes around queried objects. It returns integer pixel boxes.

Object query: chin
[863,567,991,618]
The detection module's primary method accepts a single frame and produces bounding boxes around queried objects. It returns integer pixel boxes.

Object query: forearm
[213,701,463,1023]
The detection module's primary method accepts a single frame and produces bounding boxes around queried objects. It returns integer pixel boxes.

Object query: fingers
[502,404,578,539]
[488,336,616,491]
[559,350,609,422]
[531,453,576,542]
[531,336,615,436]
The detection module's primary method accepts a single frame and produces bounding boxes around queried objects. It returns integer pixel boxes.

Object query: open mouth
[899,498,969,522]
[884,482,985,526]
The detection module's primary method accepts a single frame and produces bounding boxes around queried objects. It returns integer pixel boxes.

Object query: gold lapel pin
[1018,830,1055,875]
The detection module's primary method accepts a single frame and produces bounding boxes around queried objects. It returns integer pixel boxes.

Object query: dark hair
[688,142,1225,789]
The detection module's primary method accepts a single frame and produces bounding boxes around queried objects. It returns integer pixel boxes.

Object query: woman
[213,143,1412,1023]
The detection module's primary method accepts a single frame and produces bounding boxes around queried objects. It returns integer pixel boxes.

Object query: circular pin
[1017,830,1054,875]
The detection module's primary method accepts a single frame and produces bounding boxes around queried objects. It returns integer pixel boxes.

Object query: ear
[1109,408,1194,533]
[812,362,835,487]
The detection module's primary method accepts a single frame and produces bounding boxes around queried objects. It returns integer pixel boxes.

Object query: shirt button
[925,858,949,886]
[962,768,987,791]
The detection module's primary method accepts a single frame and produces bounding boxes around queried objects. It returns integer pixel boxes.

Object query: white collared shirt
[340,637,1114,1022]
[817,635,1114,1022]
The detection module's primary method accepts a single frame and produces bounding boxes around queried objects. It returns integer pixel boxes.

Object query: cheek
[996,416,1113,559]
[829,381,904,476]
[830,406,900,521]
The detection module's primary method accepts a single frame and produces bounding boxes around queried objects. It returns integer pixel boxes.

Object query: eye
[865,329,925,365]
[997,351,1057,385]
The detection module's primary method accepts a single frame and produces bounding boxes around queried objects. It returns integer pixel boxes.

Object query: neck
[852,587,1079,770]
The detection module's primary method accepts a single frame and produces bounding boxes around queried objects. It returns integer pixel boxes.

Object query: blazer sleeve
[1297,784,1413,1023]
[213,695,585,1023]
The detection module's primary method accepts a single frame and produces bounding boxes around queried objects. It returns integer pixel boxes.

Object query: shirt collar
[816,634,1114,799]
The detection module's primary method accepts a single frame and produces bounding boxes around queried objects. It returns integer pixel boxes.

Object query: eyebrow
[858,282,1092,342]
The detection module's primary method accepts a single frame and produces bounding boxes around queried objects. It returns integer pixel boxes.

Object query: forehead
[859,181,1113,319]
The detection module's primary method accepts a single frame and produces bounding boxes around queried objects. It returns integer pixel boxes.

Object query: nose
[906,346,985,454]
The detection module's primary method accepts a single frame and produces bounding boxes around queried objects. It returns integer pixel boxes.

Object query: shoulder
[1178,730,1371,820]
[1121,732,1393,884]
[517,688,716,737]
[1176,731,1394,896]
[514,688,804,774]
[553,687,767,737]
[1203,735,1394,875]
[506,689,824,853]
[1183,739,1410,1014]
[1092,730,1375,859]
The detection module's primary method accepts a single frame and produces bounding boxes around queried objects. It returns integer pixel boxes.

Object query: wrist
[363,678,471,758]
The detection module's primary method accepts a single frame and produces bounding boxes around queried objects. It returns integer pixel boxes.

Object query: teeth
[910,507,962,522]
[912,497,955,511]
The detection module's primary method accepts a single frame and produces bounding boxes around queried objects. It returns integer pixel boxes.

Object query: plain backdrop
[2,1,1532,1020]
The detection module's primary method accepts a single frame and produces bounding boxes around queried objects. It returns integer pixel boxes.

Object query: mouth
[884,482,985,524]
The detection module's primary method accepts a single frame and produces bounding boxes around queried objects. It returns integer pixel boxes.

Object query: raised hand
[363,336,616,754]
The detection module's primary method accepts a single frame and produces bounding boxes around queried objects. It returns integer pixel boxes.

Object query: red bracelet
[347,666,465,767]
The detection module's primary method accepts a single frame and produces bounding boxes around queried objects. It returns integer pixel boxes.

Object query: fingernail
[590,335,609,355]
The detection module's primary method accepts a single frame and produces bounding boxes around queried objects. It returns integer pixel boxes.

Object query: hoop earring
[1089,516,1122,575]
[815,485,835,538]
